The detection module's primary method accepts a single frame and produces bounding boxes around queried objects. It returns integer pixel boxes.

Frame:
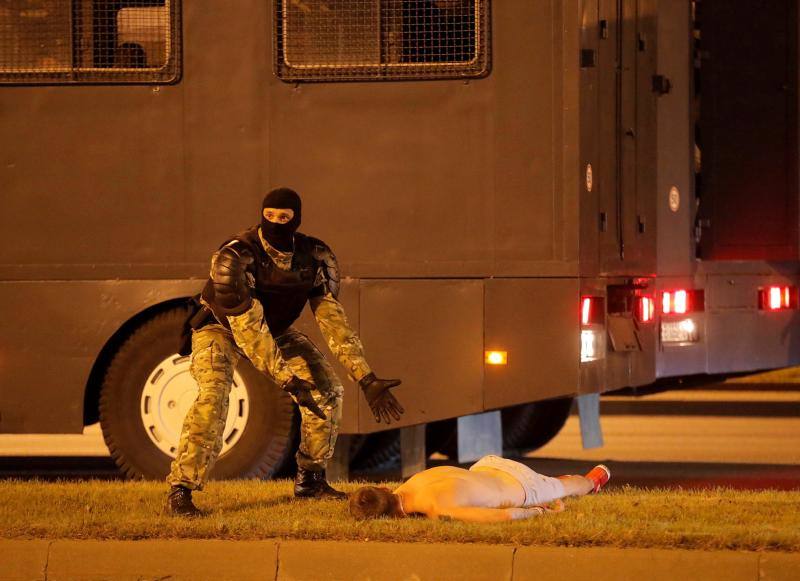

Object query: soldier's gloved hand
[283,376,327,420]
[359,373,404,424]
[210,246,254,315]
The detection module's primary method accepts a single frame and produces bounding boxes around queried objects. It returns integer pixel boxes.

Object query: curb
[1,539,798,581]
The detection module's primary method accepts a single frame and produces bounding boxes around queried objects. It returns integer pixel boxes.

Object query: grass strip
[727,365,800,384]
[1,480,798,552]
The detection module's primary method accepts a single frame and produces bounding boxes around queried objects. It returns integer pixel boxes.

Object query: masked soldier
[166,187,405,516]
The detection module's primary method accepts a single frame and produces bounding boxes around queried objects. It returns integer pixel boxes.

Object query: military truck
[1,0,797,479]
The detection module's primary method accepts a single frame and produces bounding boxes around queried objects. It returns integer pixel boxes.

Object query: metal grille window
[0,1,181,84]
[275,0,490,81]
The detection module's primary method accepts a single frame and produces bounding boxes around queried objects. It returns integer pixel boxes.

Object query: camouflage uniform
[167,284,371,490]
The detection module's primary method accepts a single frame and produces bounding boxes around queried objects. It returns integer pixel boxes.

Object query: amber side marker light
[485,351,508,365]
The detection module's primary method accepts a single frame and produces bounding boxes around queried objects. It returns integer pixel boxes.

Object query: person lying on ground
[349,455,610,522]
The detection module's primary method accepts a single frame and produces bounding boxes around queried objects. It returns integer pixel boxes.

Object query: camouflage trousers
[166,324,344,490]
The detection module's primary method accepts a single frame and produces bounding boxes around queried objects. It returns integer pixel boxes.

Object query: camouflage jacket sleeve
[310,292,372,382]
[226,299,294,386]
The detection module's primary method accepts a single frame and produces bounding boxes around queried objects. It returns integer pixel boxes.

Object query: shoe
[166,485,203,517]
[584,464,611,493]
[294,467,347,499]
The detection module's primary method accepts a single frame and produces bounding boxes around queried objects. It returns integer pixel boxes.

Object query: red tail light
[636,296,655,322]
[581,296,605,326]
[661,289,704,315]
[759,286,797,310]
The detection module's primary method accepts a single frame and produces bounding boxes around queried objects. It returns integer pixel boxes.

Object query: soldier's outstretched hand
[359,373,404,424]
[283,376,327,420]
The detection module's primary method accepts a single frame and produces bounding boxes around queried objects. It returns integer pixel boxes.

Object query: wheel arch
[83,297,193,426]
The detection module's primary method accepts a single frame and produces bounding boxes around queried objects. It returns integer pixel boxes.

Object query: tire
[501,397,574,451]
[99,306,297,481]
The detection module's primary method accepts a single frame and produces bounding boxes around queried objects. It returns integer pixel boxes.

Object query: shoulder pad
[217,232,257,259]
[210,239,254,280]
[218,225,259,251]
[216,241,254,266]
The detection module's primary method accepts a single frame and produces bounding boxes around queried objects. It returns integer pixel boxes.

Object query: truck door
[596,0,657,274]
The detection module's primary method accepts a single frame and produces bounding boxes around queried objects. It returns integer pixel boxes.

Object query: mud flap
[400,424,427,479]
[577,393,604,449]
[457,410,502,464]
[327,434,351,482]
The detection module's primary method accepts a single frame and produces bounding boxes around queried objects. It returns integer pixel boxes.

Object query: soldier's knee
[191,328,237,366]
[319,383,343,408]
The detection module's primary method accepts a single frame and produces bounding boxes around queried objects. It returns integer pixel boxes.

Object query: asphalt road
[1,384,798,489]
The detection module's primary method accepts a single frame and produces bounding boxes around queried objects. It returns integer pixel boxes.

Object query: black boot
[166,485,203,517]
[294,467,347,499]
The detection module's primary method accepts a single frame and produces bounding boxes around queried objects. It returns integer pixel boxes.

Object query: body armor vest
[201,226,335,336]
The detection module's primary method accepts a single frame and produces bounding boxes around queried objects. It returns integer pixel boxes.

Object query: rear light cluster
[580,296,605,362]
[660,288,703,346]
[581,296,604,326]
[759,286,798,311]
[661,289,704,315]
[636,296,655,322]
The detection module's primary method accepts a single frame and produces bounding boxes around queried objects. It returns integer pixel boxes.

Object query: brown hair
[349,486,400,520]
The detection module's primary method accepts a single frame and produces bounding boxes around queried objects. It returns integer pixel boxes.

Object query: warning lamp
[580,296,605,326]
[580,296,605,362]
[636,296,655,323]
[759,286,797,311]
[485,351,508,365]
[661,289,704,315]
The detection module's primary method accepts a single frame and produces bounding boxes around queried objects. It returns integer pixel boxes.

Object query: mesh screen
[276,0,489,81]
[0,0,180,84]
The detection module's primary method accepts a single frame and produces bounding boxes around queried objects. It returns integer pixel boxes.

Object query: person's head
[115,43,147,68]
[261,187,301,251]
[349,486,404,520]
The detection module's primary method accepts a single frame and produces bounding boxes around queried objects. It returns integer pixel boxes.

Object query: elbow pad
[311,242,340,299]
[210,244,254,315]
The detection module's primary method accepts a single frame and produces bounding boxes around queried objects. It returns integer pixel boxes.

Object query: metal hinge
[652,74,672,95]
[581,49,597,68]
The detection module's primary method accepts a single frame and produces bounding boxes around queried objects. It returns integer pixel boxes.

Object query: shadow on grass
[214,493,296,513]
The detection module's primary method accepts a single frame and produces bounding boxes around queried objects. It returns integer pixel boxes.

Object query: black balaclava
[261,187,301,252]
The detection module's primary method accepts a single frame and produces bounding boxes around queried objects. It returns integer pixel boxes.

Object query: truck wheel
[99,306,297,481]
[501,397,574,451]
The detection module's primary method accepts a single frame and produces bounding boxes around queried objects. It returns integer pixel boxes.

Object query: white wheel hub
[140,354,250,458]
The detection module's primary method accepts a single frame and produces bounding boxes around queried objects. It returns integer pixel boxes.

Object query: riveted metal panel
[707,275,765,310]
[579,0,601,276]
[596,0,622,269]
[0,280,198,433]
[628,0,658,273]
[268,0,580,279]
[707,309,800,373]
[591,0,658,275]
[0,83,185,273]
[357,279,484,433]
[656,0,694,276]
[483,278,580,410]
